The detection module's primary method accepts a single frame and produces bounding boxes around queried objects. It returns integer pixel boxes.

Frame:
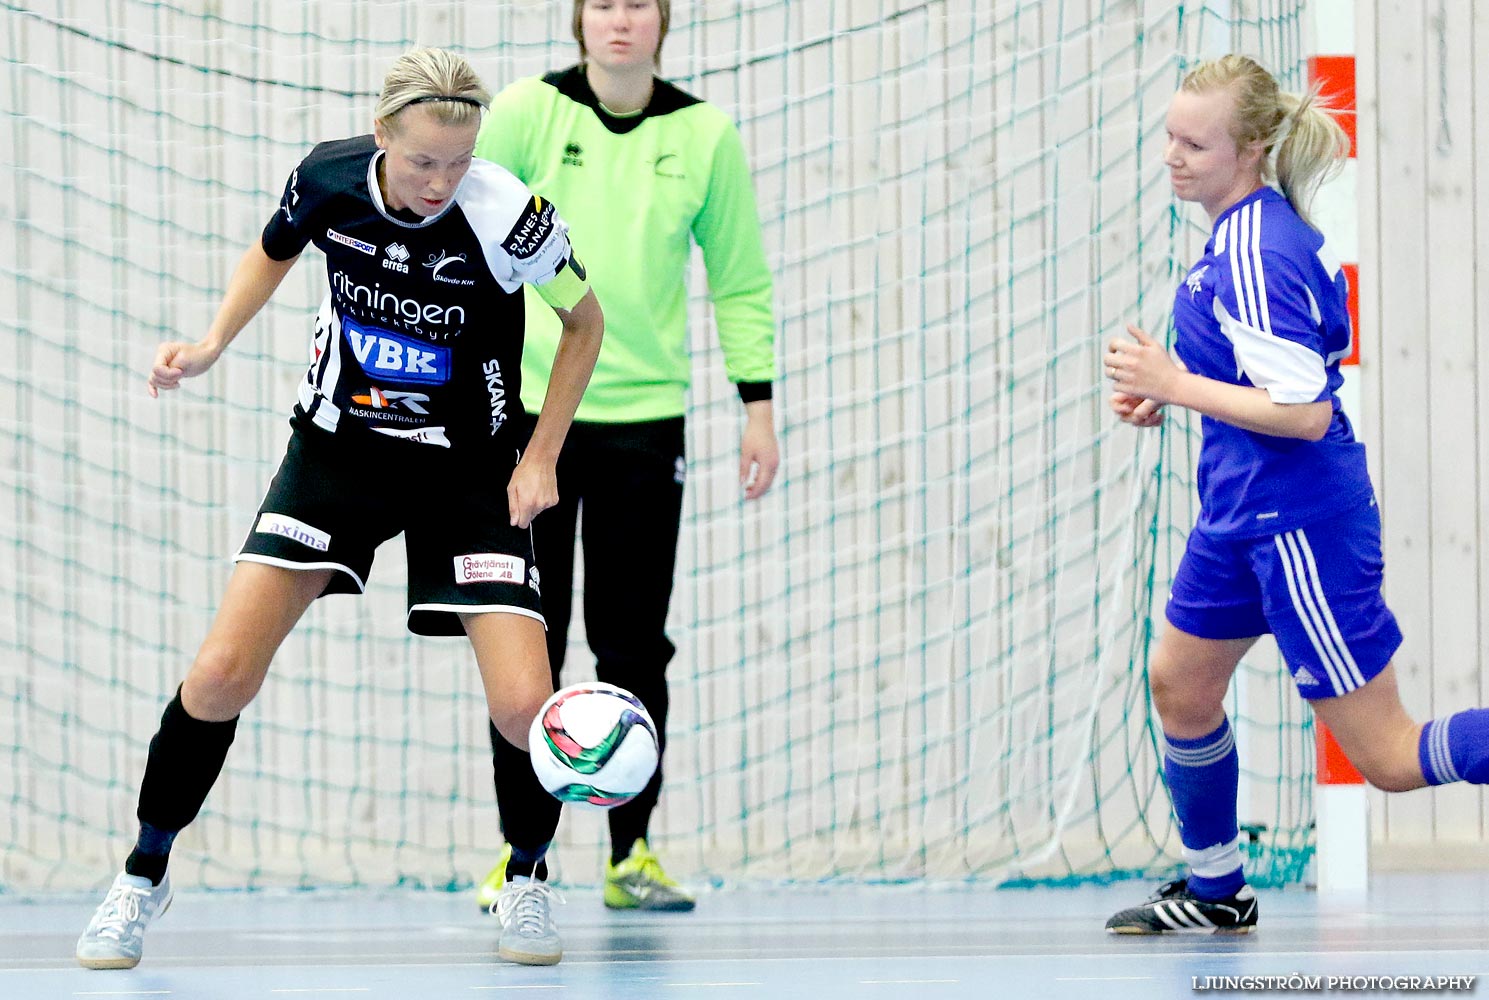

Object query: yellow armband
[534,253,589,312]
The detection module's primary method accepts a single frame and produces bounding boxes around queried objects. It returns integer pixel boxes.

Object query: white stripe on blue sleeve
[1217,204,1327,404]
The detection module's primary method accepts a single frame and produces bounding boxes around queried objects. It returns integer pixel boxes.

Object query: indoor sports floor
[2,874,1486,999]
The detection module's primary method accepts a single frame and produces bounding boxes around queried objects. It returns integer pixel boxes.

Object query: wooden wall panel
[1362,0,1489,859]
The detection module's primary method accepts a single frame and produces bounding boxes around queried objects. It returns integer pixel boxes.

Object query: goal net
[1,0,1318,891]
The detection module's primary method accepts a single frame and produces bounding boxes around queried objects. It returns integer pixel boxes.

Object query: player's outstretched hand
[148,341,222,398]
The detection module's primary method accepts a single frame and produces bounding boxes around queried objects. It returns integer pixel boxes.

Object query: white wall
[1358,0,1489,866]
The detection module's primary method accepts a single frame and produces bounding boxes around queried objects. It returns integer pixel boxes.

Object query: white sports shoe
[76,872,174,970]
[493,876,564,965]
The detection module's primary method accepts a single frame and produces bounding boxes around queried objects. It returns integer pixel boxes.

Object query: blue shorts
[1165,502,1403,700]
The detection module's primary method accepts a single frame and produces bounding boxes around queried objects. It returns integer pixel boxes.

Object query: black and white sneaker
[1105,879,1257,935]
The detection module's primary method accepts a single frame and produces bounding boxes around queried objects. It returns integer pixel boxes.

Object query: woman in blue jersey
[1103,54,1489,934]
[469,0,780,932]
[74,48,602,971]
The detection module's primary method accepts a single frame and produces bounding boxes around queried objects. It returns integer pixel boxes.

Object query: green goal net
[1,0,1317,891]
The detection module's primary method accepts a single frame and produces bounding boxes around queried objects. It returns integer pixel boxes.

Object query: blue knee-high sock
[1164,717,1245,899]
[1419,709,1489,785]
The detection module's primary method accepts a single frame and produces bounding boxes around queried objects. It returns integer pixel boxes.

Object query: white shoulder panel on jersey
[1303,286,1322,325]
[1315,237,1344,280]
[1212,297,1327,405]
[1214,200,1327,404]
[455,160,572,293]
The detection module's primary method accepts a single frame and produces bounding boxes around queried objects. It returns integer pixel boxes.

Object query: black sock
[129,687,238,882]
[123,821,178,885]
[489,719,561,879]
[506,842,549,882]
[609,803,655,865]
[124,847,170,886]
[506,860,549,882]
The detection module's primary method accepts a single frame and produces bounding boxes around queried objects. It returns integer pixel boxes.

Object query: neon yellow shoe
[604,839,695,911]
[475,844,510,913]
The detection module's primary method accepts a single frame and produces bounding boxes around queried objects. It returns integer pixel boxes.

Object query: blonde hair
[374,48,490,133]
[1181,54,1349,227]
[573,0,671,68]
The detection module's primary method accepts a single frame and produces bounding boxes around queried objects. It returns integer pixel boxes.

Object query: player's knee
[1148,659,1222,730]
[1358,761,1423,793]
[489,711,528,751]
[1352,748,1426,793]
[490,706,535,751]
[184,643,264,716]
[1331,722,1425,792]
[489,683,549,752]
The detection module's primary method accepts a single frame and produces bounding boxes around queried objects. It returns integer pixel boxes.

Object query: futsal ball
[529,682,659,808]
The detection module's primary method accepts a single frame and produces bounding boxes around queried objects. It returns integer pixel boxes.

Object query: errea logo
[384,242,410,273]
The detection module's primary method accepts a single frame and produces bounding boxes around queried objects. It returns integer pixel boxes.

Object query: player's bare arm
[1106,323,1329,440]
[148,241,299,397]
[508,288,603,528]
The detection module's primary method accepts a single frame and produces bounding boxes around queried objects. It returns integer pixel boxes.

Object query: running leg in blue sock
[1419,709,1489,786]
[1165,716,1244,900]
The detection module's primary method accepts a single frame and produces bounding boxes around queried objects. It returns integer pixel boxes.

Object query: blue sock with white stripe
[1164,717,1245,900]
[1418,710,1489,785]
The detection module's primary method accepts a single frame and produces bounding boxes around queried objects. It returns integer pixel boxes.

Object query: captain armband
[534,253,590,312]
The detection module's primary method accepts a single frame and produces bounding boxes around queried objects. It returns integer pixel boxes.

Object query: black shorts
[235,421,543,637]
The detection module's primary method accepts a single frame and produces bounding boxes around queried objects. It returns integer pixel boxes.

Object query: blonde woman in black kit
[75,47,602,971]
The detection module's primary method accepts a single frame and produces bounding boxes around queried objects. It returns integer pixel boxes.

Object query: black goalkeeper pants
[491,415,685,860]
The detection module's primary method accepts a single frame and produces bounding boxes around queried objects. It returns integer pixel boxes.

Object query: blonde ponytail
[1181,55,1350,227]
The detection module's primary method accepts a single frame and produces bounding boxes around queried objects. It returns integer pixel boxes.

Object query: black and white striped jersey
[261,134,586,450]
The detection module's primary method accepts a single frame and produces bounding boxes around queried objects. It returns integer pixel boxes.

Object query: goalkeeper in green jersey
[472,0,779,938]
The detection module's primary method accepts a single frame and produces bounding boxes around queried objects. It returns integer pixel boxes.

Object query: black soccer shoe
[1105,878,1257,935]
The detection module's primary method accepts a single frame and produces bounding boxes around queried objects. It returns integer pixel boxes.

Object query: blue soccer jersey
[1172,187,1373,536]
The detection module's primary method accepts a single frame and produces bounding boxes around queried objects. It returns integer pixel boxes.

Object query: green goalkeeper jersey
[474,66,776,423]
